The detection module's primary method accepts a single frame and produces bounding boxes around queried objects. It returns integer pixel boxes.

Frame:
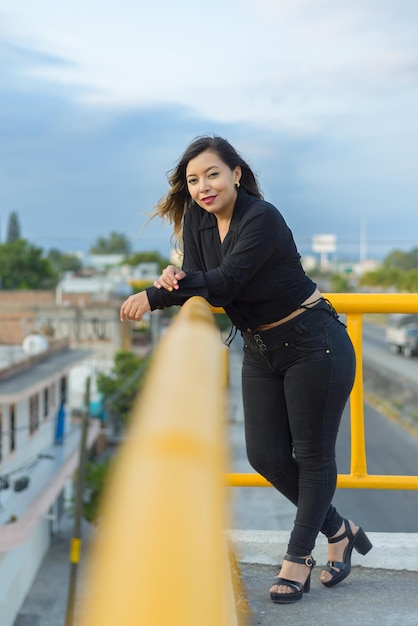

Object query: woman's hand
[120,291,151,322]
[154,265,186,291]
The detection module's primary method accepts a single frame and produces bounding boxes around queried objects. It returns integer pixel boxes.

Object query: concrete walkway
[13,513,418,626]
[239,562,418,626]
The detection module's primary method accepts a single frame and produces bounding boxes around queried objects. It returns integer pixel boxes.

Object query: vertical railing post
[346,312,368,477]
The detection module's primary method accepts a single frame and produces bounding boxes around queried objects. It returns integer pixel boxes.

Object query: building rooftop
[0,345,90,394]
[0,345,25,369]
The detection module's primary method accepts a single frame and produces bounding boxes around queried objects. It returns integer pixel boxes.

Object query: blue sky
[1,0,418,261]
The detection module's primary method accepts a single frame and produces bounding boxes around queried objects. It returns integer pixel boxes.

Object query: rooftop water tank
[22,333,49,355]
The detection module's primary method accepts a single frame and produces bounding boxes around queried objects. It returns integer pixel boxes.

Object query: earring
[235,181,240,188]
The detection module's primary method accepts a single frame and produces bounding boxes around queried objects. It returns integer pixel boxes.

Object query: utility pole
[65,377,91,626]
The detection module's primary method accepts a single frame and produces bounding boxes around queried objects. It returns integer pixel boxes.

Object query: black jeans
[241,300,356,557]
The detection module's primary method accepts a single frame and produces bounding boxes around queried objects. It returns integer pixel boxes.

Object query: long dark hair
[152,135,263,240]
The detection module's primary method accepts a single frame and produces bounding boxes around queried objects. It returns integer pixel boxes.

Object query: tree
[47,248,83,273]
[6,211,21,243]
[329,273,353,293]
[0,239,59,289]
[358,266,402,290]
[83,351,151,523]
[125,250,171,272]
[82,458,113,523]
[96,351,149,425]
[89,232,132,255]
[359,246,418,292]
[383,248,418,271]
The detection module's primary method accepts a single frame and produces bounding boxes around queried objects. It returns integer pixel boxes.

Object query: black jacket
[146,188,316,332]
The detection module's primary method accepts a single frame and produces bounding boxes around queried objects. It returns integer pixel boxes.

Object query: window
[43,387,49,419]
[50,382,56,408]
[60,376,67,404]
[29,394,40,435]
[9,405,16,453]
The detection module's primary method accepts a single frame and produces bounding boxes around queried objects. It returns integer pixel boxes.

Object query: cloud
[3,0,417,128]
[1,1,418,261]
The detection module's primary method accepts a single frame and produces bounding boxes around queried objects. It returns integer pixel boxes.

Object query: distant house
[0,339,100,626]
[85,253,125,271]
[56,273,132,305]
[132,262,159,281]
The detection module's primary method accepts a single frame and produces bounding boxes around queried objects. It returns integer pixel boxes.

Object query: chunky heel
[321,519,373,588]
[354,528,373,555]
[270,554,316,604]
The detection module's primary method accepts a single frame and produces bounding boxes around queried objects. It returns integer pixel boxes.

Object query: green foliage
[329,273,353,293]
[6,211,21,243]
[398,269,418,292]
[82,351,152,523]
[383,248,418,271]
[47,248,83,273]
[89,231,132,255]
[0,239,59,289]
[358,247,418,292]
[125,250,170,272]
[82,458,112,523]
[96,351,149,423]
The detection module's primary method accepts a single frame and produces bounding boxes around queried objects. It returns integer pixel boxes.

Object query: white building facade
[0,342,100,626]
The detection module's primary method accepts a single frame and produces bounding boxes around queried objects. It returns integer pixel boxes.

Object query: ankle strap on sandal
[328,519,353,544]
[284,554,316,568]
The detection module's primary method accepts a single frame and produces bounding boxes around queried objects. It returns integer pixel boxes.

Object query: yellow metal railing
[226,293,418,491]
[78,293,418,624]
[79,297,245,626]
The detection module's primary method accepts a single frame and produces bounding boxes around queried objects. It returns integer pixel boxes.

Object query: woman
[120,136,372,603]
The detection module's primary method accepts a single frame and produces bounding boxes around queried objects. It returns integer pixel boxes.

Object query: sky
[1,0,418,262]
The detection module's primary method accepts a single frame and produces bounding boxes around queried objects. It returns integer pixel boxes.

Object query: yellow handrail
[225,293,418,490]
[79,297,242,626]
[76,292,418,625]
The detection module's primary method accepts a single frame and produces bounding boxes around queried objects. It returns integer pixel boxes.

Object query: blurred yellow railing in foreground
[225,292,418,491]
[79,297,245,626]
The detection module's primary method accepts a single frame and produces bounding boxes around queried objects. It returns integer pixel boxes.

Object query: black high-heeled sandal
[270,554,316,604]
[321,518,372,588]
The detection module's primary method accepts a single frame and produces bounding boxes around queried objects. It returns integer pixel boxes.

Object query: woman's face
[186,150,241,219]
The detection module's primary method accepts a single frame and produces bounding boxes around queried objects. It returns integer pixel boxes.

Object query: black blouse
[146,188,316,332]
